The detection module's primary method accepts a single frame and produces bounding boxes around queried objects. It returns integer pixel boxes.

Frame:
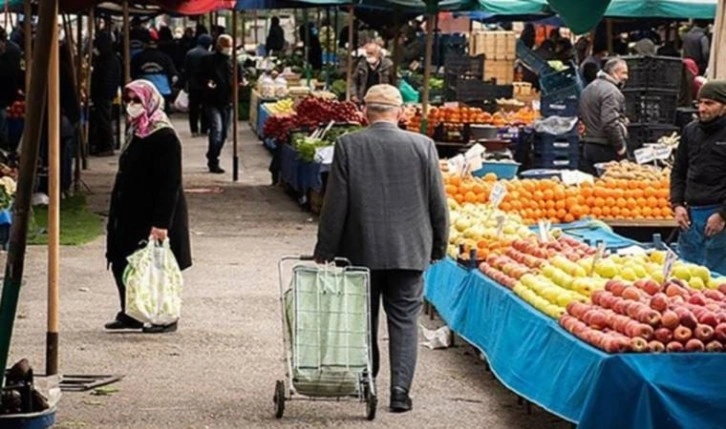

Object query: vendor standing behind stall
[670,81,726,274]
[577,58,629,175]
[352,43,395,103]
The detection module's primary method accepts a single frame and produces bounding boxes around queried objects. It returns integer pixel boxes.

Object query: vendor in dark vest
[671,81,726,274]
[352,42,395,103]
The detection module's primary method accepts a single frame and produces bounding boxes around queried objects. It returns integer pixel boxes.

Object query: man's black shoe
[389,387,412,413]
[104,313,143,330]
[209,166,225,174]
[142,322,178,334]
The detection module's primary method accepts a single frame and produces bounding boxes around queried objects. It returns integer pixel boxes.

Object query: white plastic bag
[173,90,189,112]
[124,239,183,326]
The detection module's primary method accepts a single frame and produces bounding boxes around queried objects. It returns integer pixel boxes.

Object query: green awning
[476,0,550,15]
[605,0,716,19]
[547,0,612,34]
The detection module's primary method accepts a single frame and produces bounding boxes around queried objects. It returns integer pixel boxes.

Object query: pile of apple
[479,254,532,289]
[560,278,726,353]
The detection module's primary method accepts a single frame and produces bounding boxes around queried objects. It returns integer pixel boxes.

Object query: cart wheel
[274,380,285,419]
[363,384,377,421]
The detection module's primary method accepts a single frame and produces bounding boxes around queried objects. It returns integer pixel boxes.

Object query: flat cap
[364,84,403,107]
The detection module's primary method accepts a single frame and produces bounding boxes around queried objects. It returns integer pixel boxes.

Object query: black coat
[198,52,240,107]
[0,40,22,108]
[184,45,211,92]
[106,127,192,270]
[91,31,122,101]
[265,25,285,53]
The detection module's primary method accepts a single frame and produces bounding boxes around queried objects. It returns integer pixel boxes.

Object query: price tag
[590,242,607,276]
[634,147,655,164]
[652,144,673,160]
[495,215,506,238]
[662,248,679,281]
[537,219,552,243]
[447,155,465,174]
[465,143,485,161]
[489,182,507,209]
[560,170,579,186]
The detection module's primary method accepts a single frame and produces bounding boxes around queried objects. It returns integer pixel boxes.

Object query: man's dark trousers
[369,269,423,392]
[188,89,209,135]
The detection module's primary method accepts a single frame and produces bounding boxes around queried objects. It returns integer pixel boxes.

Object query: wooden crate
[485,60,515,85]
[470,31,516,60]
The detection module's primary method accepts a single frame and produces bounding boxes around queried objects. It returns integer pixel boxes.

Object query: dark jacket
[682,26,710,75]
[107,127,191,270]
[183,45,211,93]
[91,31,122,101]
[578,71,628,153]
[265,25,285,54]
[670,116,726,217]
[0,40,22,108]
[314,122,449,271]
[198,51,239,107]
[352,57,396,101]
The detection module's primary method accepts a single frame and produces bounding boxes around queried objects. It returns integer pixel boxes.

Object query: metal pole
[23,0,31,92]
[303,8,310,85]
[0,0,56,388]
[333,7,338,58]
[232,10,239,182]
[345,6,354,101]
[606,19,614,55]
[123,0,131,84]
[421,14,435,134]
[253,10,258,48]
[46,1,61,377]
[392,8,401,78]
[83,9,94,171]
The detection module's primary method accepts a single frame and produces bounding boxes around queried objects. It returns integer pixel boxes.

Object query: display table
[278,143,326,194]
[425,259,726,429]
[249,89,277,135]
[257,103,273,140]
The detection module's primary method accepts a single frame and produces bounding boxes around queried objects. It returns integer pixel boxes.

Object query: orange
[543,189,554,201]
[556,200,566,210]
[644,187,656,198]
[557,208,567,219]
[594,197,605,207]
[626,198,637,209]
[581,187,594,198]
[632,189,644,199]
[465,191,477,203]
[445,185,458,195]
[621,207,631,218]
[616,198,627,208]
[483,173,497,182]
[566,197,578,209]
[612,189,625,199]
[651,207,662,218]
[631,207,642,218]
[642,207,653,218]
[455,193,465,204]
[477,193,488,203]
[605,197,616,207]
[533,190,544,201]
[547,208,558,219]
[553,188,566,201]
[591,207,603,217]
[500,202,512,211]
[449,175,462,187]
[611,206,621,218]
[564,213,575,223]
[646,197,658,208]
[546,200,556,209]
[594,187,607,198]
[586,196,596,207]
[602,206,612,218]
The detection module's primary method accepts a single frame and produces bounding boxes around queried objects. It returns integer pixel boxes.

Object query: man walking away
[314,84,449,413]
[90,30,121,156]
[682,20,711,76]
[352,43,396,103]
[671,81,726,274]
[131,29,179,109]
[199,35,239,174]
[265,16,285,55]
[578,58,629,175]
[184,34,213,137]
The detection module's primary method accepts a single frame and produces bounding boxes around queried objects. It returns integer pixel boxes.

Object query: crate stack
[531,129,580,170]
[444,53,485,101]
[470,31,516,84]
[622,56,682,151]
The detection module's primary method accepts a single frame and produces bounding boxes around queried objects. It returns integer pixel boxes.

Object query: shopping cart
[274,256,377,420]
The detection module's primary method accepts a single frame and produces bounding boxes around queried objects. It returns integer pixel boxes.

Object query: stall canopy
[604,0,717,19]
[546,0,612,34]
[0,0,234,14]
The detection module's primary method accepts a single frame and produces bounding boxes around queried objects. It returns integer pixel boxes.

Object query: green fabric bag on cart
[124,239,183,326]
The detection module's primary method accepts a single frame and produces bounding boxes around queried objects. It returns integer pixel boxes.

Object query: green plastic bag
[124,239,183,326]
[399,79,420,104]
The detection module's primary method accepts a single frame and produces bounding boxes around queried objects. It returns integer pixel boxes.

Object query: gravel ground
[4,119,571,429]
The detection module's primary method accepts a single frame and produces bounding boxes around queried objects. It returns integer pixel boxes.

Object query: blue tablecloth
[551,219,641,249]
[279,144,324,194]
[0,209,11,225]
[424,259,726,429]
[257,103,272,139]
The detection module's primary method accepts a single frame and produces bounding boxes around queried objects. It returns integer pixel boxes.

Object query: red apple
[601,295,618,310]
[674,325,693,343]
[591,290,607,306]
[630,337,648,353]
[654,328,674,344]
[667,341,685,352]
[622,287,642,301]
[636,308,661,326]
[648,340,666,353]
[695,324,715,342]
[589,311,609,330]
[714,323,726,342]
[675,308,698,329]
[613,299,629,315]
[567,302,589,319]
[603,336,629,353]
[705,340,724,352]
[698,311,719,328]
[718,284,726,295]
[685,338,705,352]
[606,280,627,297]
[704,290,725,301]
[688,293,708,306]
[627,302,646,319]
[627,323,654,340]
[636,279,662,296]
[666,284,688,298]
[649,293,669,312]
[669,295,686,306]
[661,310,680,329]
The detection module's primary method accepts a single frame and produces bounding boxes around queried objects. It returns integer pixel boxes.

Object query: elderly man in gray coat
[314,84,449,413]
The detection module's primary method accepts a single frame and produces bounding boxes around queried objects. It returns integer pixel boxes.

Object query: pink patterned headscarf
[124,79,173,139]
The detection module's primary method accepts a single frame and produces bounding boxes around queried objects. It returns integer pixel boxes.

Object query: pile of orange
[443,173,673,225]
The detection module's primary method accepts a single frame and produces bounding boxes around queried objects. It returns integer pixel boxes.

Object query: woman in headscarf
[105,80,191,334]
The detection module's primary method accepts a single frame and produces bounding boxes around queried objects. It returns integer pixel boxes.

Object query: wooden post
[82,9,94,171]
[232,10,239,182]
[345,6,354,101]
[333,7,338,58]
[303,8,310,85]
[606,19,614,55]
[46,0,61,377]
[0,0,56,388]
[392,8,402,79]
[23,0,31,91]
[253,10,258,48]
[123,0,131,84]
[421,14,435,134]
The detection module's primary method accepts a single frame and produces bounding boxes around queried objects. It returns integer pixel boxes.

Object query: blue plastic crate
[540,94,579,118]
[519,169,563,180]
[532,155,578,170]
[472,161,520,179]
[533,131,580,154]
[540,63,583,99]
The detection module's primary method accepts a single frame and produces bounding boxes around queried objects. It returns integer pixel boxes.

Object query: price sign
[662,248,679,282]
[447,155,465,175]
[634,147,655,164]
[590,242,607,276]
[489,182,507,209]
[537,219,552,243]
[496,215,506,238]
[652,144,673,160]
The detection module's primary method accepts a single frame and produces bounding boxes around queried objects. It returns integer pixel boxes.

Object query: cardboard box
[485,60,515,85]
[470,31,516,60]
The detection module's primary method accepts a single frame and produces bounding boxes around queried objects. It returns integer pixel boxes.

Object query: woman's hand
[150,227,168,242]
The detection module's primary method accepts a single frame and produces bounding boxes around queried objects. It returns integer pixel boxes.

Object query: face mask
[221,47,233,56]
[366,56,378,65]
[126,102,145,119]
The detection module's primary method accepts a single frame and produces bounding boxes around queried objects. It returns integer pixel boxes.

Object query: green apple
[708,277,726,289]
[650,271,665,284]
[689,276,705,290]
[650,251,666,264]
[556,291,574,307]
[595,261,619,279]
[672,265,691,281]
[621,267,638,281]
[689,265,711,283]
